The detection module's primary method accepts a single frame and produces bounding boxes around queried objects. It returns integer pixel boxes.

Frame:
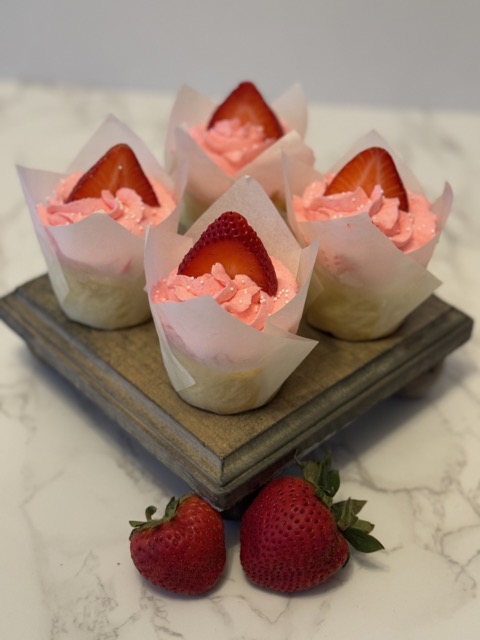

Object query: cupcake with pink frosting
[18,115,184,329]
[165,81,314,227]
[284,131,453,340]
[144,176,318,414]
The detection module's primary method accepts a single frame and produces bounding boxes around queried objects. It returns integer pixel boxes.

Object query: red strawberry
[129,494,226,595]
[177,211,278,296]
[240,453,384,593]
[207,81,284,141]
[324,146,409,211]
[66,143,160,206]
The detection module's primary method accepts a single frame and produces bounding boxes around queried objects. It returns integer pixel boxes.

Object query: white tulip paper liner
[165,83,315,226]
[145,176,319,414]
[283,131,453,341]
[18,114,186,329]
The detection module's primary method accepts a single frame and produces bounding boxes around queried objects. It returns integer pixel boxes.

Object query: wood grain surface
[0,275,473,509]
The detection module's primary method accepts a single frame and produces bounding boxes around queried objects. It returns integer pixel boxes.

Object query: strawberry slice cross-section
[207,81,284,141]
[324,146,409,211]
[178,211,278,296]
[66,142,160,206]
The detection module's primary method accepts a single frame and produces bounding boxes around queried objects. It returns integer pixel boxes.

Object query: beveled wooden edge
[0,282,223,490]
[217,304,473,507]
[0,276,474,509]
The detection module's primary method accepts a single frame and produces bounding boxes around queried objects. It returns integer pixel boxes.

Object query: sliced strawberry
[66,143,159,206]
[178,211,278,296]
[207,81,284,141]
[324,146,409,211]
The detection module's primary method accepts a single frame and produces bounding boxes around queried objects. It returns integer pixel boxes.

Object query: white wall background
[1,0,478,110]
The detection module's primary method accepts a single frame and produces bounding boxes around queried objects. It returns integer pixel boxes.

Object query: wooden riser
[0,275,473,511]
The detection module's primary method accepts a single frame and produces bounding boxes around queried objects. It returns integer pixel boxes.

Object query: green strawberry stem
[129,494,193,540]
[299,452,340,508]
[296,453,384,554]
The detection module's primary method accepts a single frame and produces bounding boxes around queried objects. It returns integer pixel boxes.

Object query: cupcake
[144,176,318,414]
[165,81,315,227]
[18,115,184,329]
[284,131,452,340]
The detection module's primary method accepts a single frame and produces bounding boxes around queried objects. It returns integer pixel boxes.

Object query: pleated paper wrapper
[144,176,319,414]
[165,83,315,227]
[17,114,185,329]
[284,131,453,340]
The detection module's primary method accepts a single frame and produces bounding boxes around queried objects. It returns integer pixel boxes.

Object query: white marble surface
[0,80,479,639]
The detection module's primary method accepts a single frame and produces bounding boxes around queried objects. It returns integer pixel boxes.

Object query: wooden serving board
[0,275,474,511]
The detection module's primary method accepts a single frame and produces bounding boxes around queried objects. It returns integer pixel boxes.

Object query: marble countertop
[0,80,478,639]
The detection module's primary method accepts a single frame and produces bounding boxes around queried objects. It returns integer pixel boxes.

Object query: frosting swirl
[151,260,298,331]
[293,174,437,253]
[38,172,176,236]
[189,119,281,176]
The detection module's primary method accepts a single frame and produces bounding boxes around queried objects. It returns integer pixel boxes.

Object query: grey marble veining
[0,80,478,639]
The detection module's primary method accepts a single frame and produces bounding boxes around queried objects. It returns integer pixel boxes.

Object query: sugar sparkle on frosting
[37,172,176,236]
[189,118,282,176]
[293,173,438,253]
[151,259,298,331]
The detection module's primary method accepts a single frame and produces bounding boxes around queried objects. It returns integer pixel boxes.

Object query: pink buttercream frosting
[37,172,177,236]
[189,119,284,176]
[293,174,438,253]
[151,259,298,331]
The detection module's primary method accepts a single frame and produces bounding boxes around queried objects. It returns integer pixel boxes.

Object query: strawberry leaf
[315,486,333,509]
[302,460,322,487]
[332,498,367,525]
[302,453,340,497]
[342,526,385,553]
[349,499,367,515]
[300,453,341,509]
[321,465,340,497]
[352,518,375,534]
[296,453,385,556]
[328,470,340,495]
[332,498,359,531]
[129,496,190,539]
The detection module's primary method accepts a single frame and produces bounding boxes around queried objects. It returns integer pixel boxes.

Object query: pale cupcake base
[168,342,277,415]
[48,260,151,330]
[305,275,404,341]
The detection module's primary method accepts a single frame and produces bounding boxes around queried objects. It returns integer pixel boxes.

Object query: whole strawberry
[240,453,384,593]
[129,494,226,595]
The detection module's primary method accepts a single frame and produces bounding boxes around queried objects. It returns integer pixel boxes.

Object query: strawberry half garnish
[66,143,160,206]
[178,211,278,296]
[207,81,284,141]
[324,146,409,212]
